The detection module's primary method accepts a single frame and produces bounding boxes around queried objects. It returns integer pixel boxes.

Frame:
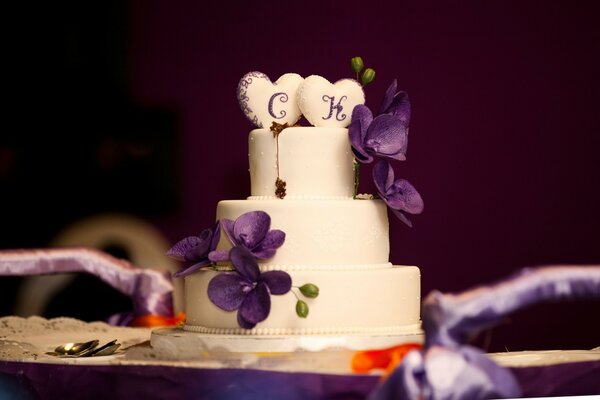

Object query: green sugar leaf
[299,283,320,298]
[296,300,309,318]
[361,68,376,85]
[351,57,364,74]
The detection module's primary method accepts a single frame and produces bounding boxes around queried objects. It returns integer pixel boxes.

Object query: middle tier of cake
[216,199,390,267]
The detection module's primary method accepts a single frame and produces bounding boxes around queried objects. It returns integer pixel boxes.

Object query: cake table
[1,316,599,399]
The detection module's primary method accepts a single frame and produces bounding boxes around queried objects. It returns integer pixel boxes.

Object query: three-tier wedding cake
[164,63,424,349]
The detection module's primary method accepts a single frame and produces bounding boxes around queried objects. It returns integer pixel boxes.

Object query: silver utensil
[83,339,118,357]
[53,340,99,356]
[47,339,121,358]
[89,342,121,357]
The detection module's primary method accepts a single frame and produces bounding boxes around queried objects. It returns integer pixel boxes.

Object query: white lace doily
[0,316,361,373]
[0,316,152,364]
[2,316,599,374]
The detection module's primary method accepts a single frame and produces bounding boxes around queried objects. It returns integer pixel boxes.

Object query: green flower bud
[299,283,319,298]
[351,57,364,74]
[296,300,309,318]
[361,68,376,86]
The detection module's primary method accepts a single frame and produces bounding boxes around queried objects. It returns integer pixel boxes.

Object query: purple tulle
[370,345,521,400]
[0,248,174,324]
[423,265,600,348]
[370,265,600,400]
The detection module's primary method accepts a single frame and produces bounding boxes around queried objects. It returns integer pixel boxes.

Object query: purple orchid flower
[378,79,411,121]
[349,80,410,163]
[211,211,285,261]
[207,246,292,329]
[373,160,424,227]
[166,221,221,278]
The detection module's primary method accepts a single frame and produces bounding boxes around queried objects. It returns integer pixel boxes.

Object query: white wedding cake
[167,63,424,346]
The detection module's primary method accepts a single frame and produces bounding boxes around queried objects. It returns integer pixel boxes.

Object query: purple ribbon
[370,265,600,400]
[0,248,174,325]
[423,266,600,348]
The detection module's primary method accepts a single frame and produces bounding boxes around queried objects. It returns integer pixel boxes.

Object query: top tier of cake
[249,127,355,199]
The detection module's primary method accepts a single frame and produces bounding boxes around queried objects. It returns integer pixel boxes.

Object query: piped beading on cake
[182,324,423,336]
[254,263,393,272]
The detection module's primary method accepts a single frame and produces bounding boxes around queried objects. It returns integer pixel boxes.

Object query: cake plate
[151,327,424,354]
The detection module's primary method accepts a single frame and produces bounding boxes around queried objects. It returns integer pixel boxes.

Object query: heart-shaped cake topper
[237,72,304,128]
[297,75,365,128]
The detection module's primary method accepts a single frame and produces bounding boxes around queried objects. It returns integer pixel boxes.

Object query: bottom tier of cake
[184,265,420,335]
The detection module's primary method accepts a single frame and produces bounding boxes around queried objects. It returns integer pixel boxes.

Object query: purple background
[130,1,600,351]
[2,1,599,352]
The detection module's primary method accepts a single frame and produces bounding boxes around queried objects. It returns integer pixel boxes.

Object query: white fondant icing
[297,75,365,128]
[215,199,389,266]
[185,265,420,333]
[248,127,355,198]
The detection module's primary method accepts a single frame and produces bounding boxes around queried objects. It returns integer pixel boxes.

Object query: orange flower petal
[131,312,186,327]
[351,343,422,375]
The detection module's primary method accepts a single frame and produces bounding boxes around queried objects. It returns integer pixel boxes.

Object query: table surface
[1,316,599,399]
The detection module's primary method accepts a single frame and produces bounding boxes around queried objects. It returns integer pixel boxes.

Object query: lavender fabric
[370,265,600,400]
[0,362,379,400]
[422,265,600,348]
[1,360,598,400]
[0,248,174,325]
[370,345,521,400]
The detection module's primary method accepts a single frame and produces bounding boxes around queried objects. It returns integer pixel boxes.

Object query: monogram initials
[268,92,289,119]
[322,95,348,121]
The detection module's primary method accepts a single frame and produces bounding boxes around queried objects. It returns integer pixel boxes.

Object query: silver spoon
[52,340,99,356]
[59,340,120,358]
[89,342,121,357]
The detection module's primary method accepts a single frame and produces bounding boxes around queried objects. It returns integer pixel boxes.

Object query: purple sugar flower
[167,221,221,278]
[349,80,410,164]
[373,160,424,227]
[208,246,292,329]
[212,211,285,261]
[378,79,411,122]
[349,106,408,163]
